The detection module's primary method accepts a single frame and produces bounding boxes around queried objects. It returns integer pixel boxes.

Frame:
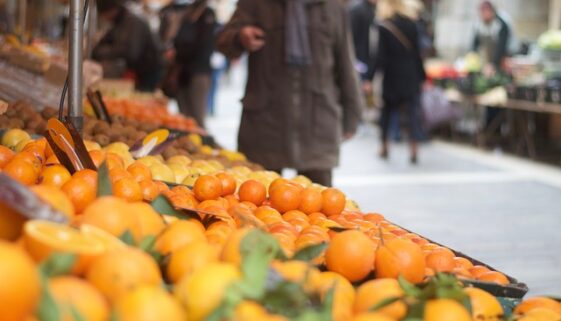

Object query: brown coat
[217,0,363,170]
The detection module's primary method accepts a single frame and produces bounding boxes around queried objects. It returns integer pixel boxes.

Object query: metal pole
[18,0,26,38]
[68,0,84,134]
[85,0,97,59]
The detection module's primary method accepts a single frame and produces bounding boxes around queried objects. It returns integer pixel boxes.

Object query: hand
[239,26,266,52]
[483,63,496,77]
[362,80,373,96]
[343,131,355,141]
[164,49,176,62]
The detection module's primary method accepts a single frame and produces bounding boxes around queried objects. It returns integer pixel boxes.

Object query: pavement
[205,64,561,296]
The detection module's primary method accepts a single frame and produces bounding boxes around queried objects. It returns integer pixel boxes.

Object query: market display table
[447,89,561,159]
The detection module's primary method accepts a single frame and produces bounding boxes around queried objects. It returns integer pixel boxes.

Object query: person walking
[160,0,217,128]
[93,0,163,92]
[366,0,426,164]
[350,0,378,96]
[217,0,363,187]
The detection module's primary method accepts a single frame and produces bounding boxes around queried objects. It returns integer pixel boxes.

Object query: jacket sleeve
[335,5,364,134]
[216,0,254,59]
[175,9,216,63]
[493,20,510,68]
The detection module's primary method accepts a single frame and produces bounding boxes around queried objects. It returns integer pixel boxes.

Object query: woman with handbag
[366,0,426,164]
[160,0,217,128]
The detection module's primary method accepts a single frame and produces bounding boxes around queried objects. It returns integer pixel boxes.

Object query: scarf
[285,0,322,66]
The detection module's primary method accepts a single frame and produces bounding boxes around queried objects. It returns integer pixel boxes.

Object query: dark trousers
[177,73,211,128]
[381,94,423,142]
[271,169,333,187]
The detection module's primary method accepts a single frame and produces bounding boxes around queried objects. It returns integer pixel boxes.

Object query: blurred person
[350,0,378,97]
[160,0,216,128]
[93,0,163,92]
[367,0,426,164]
[217,0,363,187]
[473,1,511,134]
[473,0,511,74]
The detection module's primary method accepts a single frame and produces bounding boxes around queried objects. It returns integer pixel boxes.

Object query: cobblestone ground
[206,66,561,296]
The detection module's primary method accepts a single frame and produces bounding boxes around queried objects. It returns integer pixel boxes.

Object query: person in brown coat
[217,0,363,187]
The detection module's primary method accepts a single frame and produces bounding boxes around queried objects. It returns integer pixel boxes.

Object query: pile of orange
[0,136,541,321]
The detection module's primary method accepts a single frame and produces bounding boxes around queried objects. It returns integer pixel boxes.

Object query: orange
[283,210,309,222]
[130,202,166,241]
[114,286,185,321]
[167,240,219,283]
[233,301,269,320]
[238,179,267,206]
[49,276,110,321]
[354,278,406,319]
[518,308,561,321]
[363,213,385,223]
[0,241,41,321]
[325,230,375,282]
[514,297,561,315]
[72,169,98,185]
[220,228,251,266]
[155,220,206,255]
[478,271,509,285]
[3,159,39,185]
[0,145,15,168]
[425,250,455,273]
[38,164,72,188]
[216,172,237,196]
[269,182,302,213]
[193,175,223,201]
[89,150,106,168]
[79,224,127,251]
[127,162,152,182]
[31,185,75,218]
[298,187,323,214]
[109,168,133,183]
[350,313,397,321]
[375,238,426,284]
[113,177,143,202]
[268,178,290,194]
[139,179,160,201]
[321,188,346,216]
[61,175,98,214]
[23,220,105,275]
[424,299,472,321]
[45,154,61,166]
[105,152,125,170]
[86,247,162,302]
[464,287,503,321]
[173,262,241,321]
[0,203,27,241]
[12,150,43,171]
[79,197,139,239]
[453,257,474,270]
[307,271,355,321]
[469,265,491,279]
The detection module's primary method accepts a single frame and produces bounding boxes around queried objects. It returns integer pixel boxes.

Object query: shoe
[379,149,388,160]
[410,154,418,164]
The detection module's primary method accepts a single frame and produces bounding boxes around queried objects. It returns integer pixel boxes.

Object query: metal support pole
[85,0,97,59]
[18,0,26,38]
[68,0,84,134]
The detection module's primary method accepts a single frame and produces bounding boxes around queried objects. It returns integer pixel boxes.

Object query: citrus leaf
[36,275,61,321]
[238,229,280,299]
[405,301,425,320]
[69,305,87,321]
[321,285,335,321]
[150,195,184,219]
[398,275,422,298]
[96,161,112,197]
[119,230,135,246]
[327,227,349,233]
[39,253,77,278]
[109,311,121,321]
[138,235,157,252]
[369,297,401,312]
[292,243,327,262]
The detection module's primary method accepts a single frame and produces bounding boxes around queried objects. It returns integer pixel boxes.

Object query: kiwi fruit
[8,118,24,129]
[94,134,110,146]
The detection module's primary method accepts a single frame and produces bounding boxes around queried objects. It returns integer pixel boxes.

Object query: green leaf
[119,230,135,246]
[109,310,121,321]
[369,297,401,312]
[404,301,425,320]
[321,286,335,321]
[96,161,112,197]
[398,275,423,298]
[150,195,186,219]
[327,227,349,233]
[138,235,157,252]
[36,275,61,321]
[69,305,87,321]
[292,243,327,262]
[238,229,280,299]
[261,281,310,318]
[39,253,77,278]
